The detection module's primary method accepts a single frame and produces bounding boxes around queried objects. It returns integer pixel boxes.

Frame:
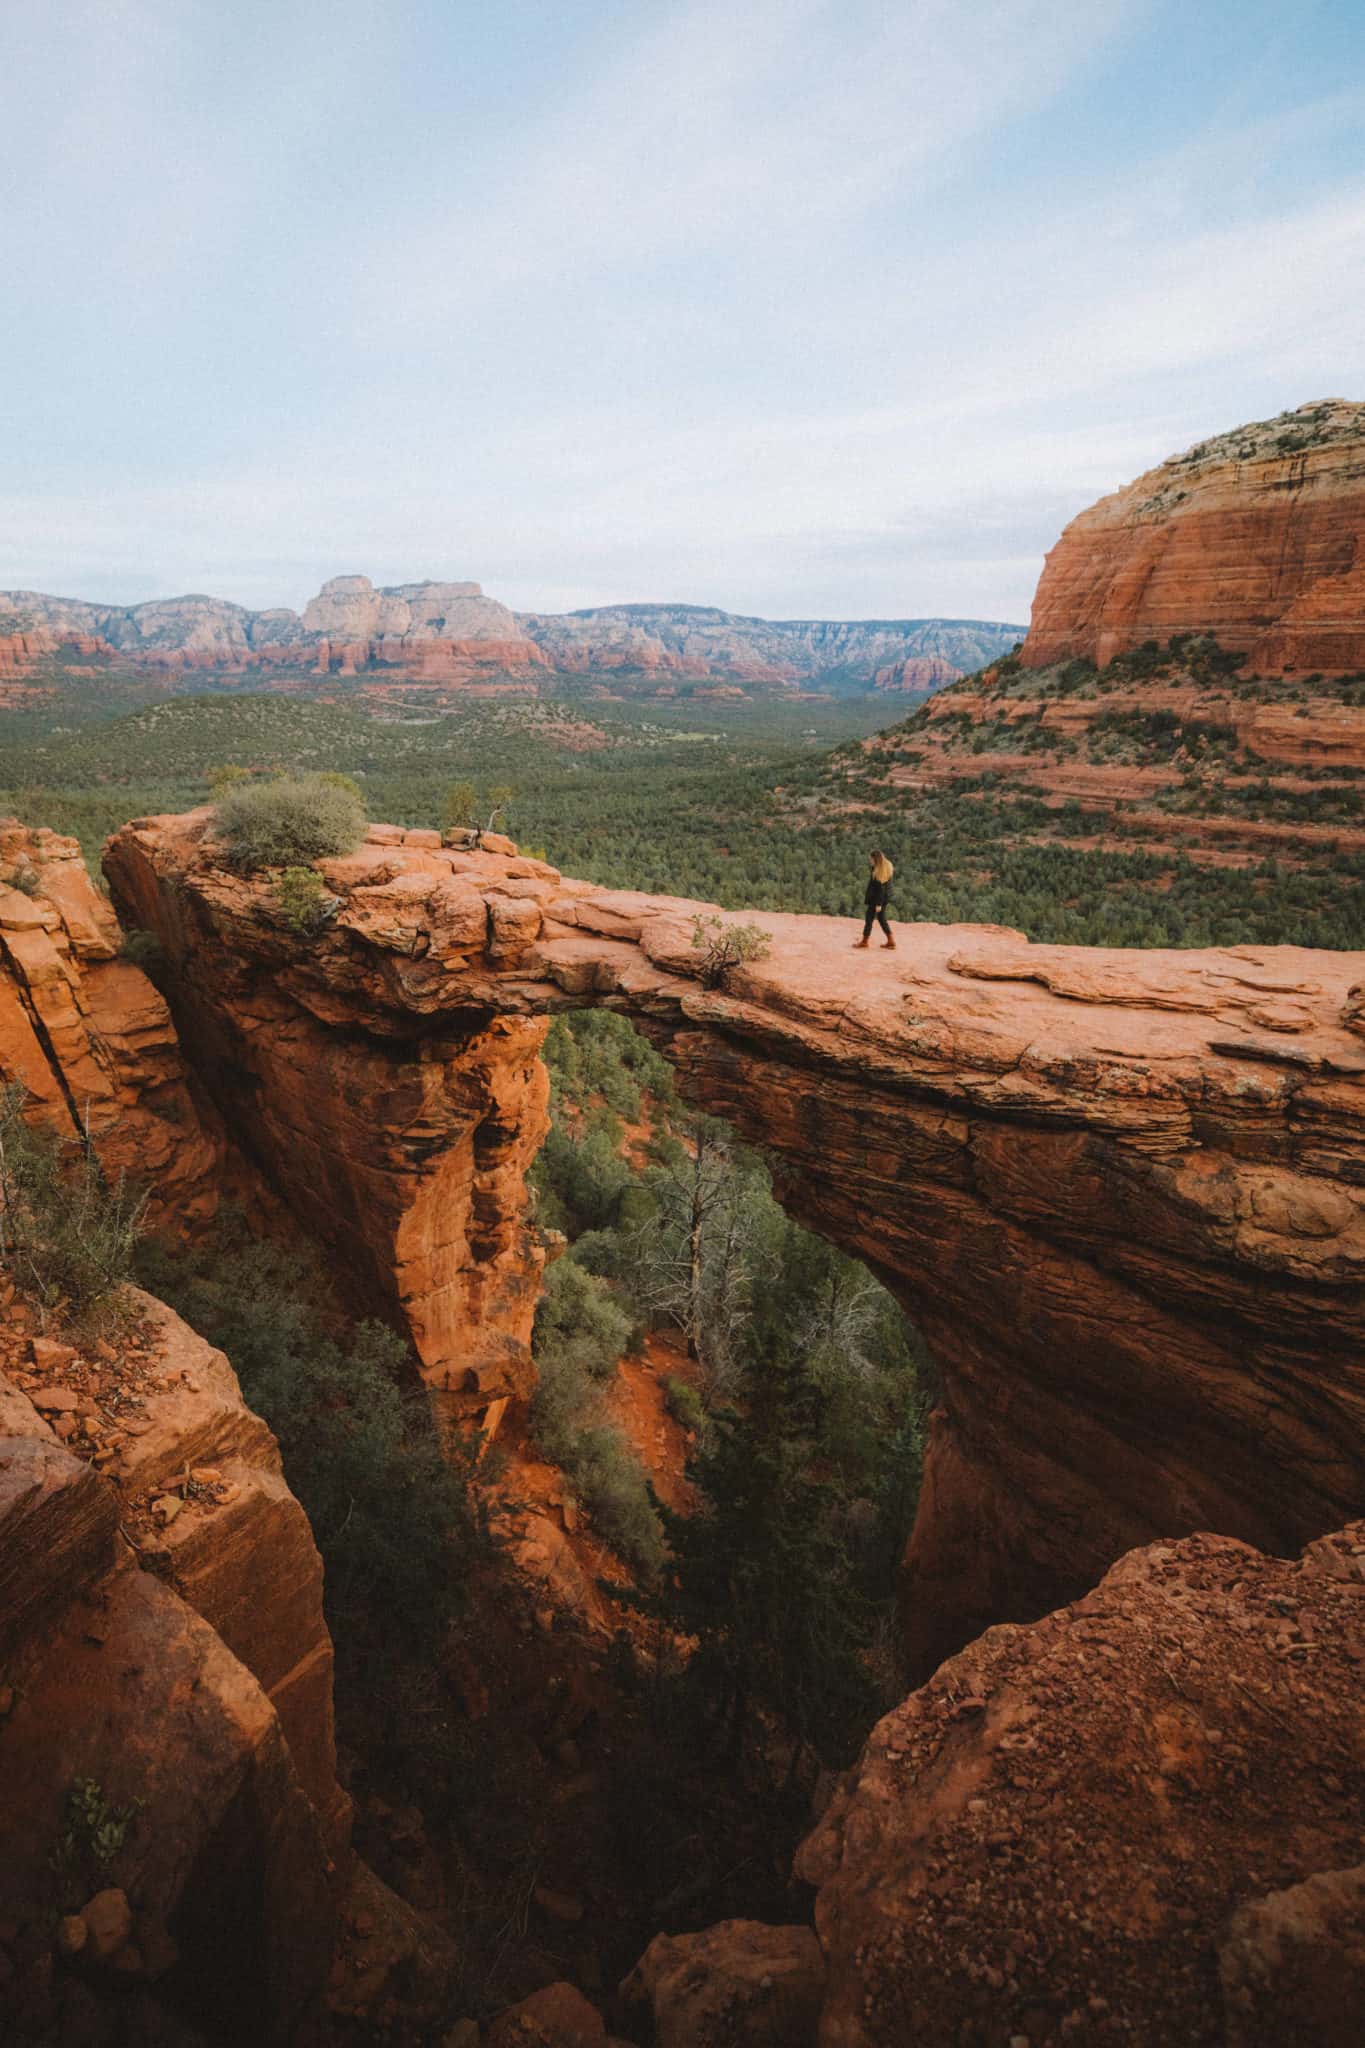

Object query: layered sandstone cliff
[0,582,1021,694]
[0,1292,343,2039]
[1023,399,1365,672]
[107,814,1365,1685]
[516,606,1021,690]
[0,822,221,1231]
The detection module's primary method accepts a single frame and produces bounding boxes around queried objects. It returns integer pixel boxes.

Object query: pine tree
[649,1352,879,1774]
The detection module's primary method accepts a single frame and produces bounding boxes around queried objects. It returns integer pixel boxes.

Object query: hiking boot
[883,934,896,948]
[853,937,870,949]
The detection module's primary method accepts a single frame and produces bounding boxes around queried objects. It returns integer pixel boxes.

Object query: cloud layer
[1,0,1361,619]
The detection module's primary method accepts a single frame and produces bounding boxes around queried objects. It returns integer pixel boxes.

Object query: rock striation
[1023,399,1365,672]
[516,606,1022,692]
[106,813,1365,1681]
[0,820,221,1231]
[795,1519,1365,2045]
[0,582,1021,694]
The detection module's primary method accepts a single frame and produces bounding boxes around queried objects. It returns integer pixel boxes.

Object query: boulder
[621,1919,824,2047]
[486,1979,609,2046]
[1219,1863,1365,2047]
[798,1522,1365,2046]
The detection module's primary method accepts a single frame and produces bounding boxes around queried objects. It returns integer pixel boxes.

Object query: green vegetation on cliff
[531,1012,927,1765]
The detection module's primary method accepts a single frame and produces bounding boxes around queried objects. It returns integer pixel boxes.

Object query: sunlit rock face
[0,820,221,1233]
[1022,399,1365,673]
[107,812,1365,1681]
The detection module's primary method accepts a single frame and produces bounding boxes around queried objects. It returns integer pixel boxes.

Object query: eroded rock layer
[107,812,1365,1678]
[0,1294,343,2040]
[0,821,222,1231]
[1,580,1021,693]
[1023,399,1365,672]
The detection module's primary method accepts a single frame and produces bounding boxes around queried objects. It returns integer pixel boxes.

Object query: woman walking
[855,850,896,949]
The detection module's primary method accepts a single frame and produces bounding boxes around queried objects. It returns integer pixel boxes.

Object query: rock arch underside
[104,810,1365,1684]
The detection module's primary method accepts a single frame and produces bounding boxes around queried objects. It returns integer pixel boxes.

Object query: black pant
[862,904,891,940]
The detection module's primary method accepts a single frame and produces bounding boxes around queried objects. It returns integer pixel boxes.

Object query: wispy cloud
[0,1,1361,618]
[356,0,1138,330]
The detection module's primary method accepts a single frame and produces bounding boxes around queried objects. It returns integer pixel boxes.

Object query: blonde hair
[871,852,894,884]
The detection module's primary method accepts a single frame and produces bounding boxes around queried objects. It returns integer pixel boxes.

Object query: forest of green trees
[529,1011,927,1768]
[3,672,1361,947]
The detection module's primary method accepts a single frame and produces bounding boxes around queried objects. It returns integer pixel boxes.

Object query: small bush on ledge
[213,773,367,872]
[275,866,336,936]
[690,914,773,987]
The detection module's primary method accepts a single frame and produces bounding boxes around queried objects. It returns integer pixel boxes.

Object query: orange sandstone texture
[1023,399,1365,673]
[0,1305,341,2039]
[0,820,221,1231]
[107,813,1365,1681]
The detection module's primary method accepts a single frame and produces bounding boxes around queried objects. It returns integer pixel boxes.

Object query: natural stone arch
[106,815,1365,1680]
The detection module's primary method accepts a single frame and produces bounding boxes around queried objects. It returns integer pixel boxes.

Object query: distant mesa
[0,572,1022,698]
[1023,398,1365,673]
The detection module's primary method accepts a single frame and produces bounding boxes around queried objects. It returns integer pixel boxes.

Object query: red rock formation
[0,626,107,678]
[106,814,1365,1682]
[311,632,547,684]
[0,1302,341,2038]
[795,1520,1365,2045]
[3,581,1023,692]
[1023,399,1365,672]
[621,1920,825,2046]
[872,653,963,691]
[0,822,221,1232]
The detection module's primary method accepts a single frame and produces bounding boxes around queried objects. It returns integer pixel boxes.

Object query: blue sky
[1,0,1361,621]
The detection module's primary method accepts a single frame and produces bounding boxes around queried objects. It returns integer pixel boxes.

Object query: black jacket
[864,874,891,910]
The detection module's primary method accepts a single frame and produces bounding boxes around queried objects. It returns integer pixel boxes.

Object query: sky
[1,0,1362,624]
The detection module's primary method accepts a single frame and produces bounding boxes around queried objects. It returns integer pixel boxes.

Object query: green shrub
[212,773,367,871]
[275,865,333,935]
[0,1086,147,1328]
[541,1011,675,1121]
[136,1218,481,1651]
[531,1350,662,1574]
[119,927,164,972]
[533,1253,633,1383]
[531,1119,634,1235]
[530,1250,660,1571]
[689,914,773,987]
[664,1375,704,1432]
[50,1778,142,1905]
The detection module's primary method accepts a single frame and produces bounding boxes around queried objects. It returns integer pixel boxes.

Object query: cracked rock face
[107,811,1365,1677]
[0,1298,342,2039]
[1023,399,1365,673]
[0,820,222,1233]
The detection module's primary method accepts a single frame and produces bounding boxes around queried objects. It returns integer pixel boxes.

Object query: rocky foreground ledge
[106,811,1365,1680]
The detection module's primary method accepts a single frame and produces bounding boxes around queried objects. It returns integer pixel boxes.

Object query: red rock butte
[1023,398,1365,673]
[105,812,1365,1683]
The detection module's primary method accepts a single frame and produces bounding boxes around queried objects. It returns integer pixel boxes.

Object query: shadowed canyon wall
[106,812,1365,1682]
[0,836,350,2037]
